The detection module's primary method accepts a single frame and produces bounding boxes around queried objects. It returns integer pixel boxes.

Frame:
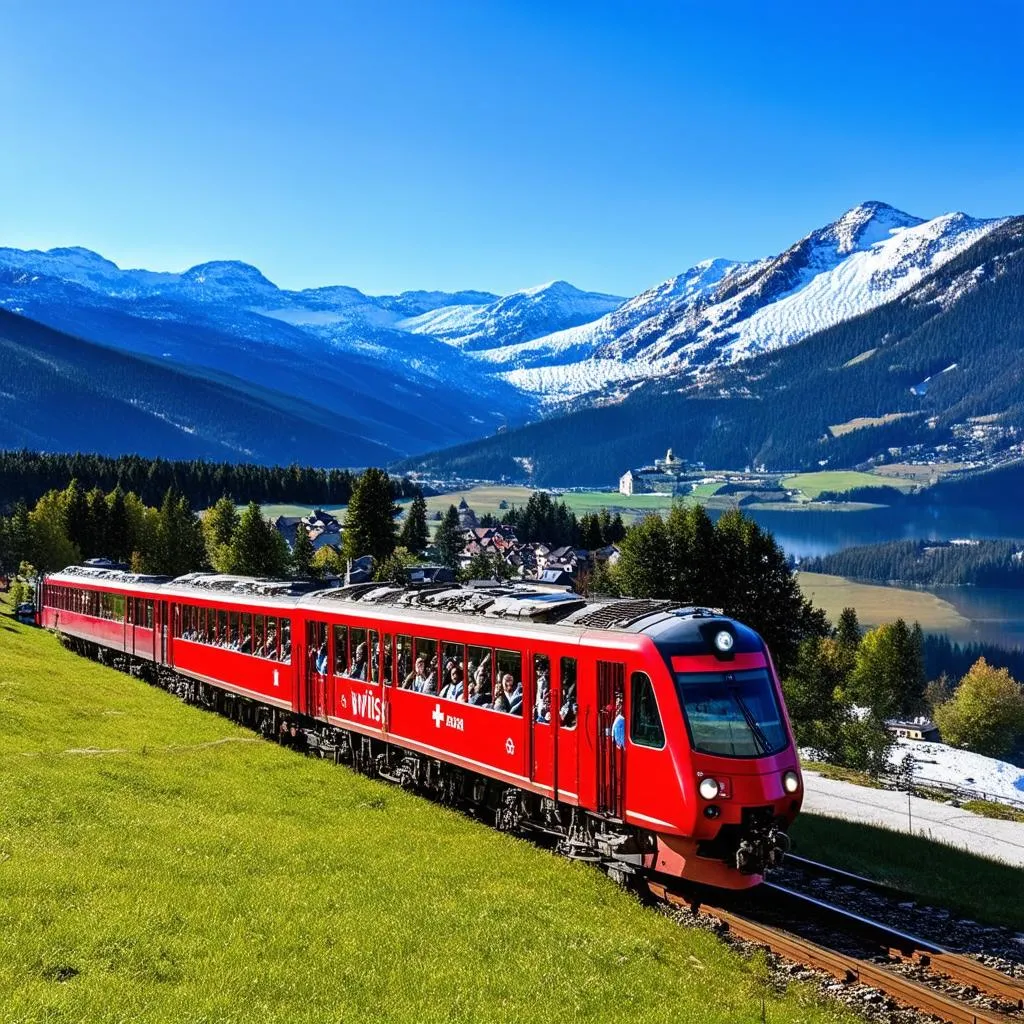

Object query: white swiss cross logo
[505,737,515,755]
[432,703,445,728]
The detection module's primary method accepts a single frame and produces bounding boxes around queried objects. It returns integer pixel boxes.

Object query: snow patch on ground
[893,738,1024,805]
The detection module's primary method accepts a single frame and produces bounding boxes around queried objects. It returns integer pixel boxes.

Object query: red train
[40,566,803,889]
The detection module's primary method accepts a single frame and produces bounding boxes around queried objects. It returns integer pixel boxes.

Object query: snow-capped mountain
[479,202,1006,404]
[398,280,625,350]
[0,199,1013,465]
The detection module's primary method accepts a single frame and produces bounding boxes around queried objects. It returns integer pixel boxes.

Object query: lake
[734,505,1024,560]
[736,505,1024,647]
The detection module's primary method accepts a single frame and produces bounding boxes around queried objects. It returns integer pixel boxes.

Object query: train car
[40,568,803,889]
[41,567,172,663]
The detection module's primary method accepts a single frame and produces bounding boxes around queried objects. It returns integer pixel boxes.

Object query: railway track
[647,875,1024,1024]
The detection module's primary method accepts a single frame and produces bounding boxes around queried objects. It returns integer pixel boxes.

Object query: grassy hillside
[789,814,1024,930]
[0,601,856,1024]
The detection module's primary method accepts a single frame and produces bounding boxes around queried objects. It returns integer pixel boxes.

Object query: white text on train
[351,690,383,724]
[432,703,464,731]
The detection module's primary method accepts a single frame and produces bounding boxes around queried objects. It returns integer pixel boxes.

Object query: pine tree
[434,505,463,569]
[292,522,316,578]
[203,495,240,572]
[106,487,130,563]
[154,489,206,577]
[231,501,289,577]
[87,487,108,559]
[342,468,399,563]
[63,479,90,555]
[397,491,429,555]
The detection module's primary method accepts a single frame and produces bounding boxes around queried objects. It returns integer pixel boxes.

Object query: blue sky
[1,0,1021,296]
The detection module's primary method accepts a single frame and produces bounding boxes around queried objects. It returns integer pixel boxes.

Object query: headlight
[699,777,720,800]
[782,770,800,794]
[714,630,734,652]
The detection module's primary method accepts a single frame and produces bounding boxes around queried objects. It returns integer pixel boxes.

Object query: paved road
[802,770,1024,868]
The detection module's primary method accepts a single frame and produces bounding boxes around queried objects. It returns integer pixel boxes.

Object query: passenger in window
[315,642,328,675]
[534,667,551,722]
[441,663,464,701]
[500,673,523,716]
[490,686,510,713]
[612,691,625,749]
[348,642,368,680]
[468,674,490,706]
[403,657,435,694]
[239,632,252,655]
[560,685,577,728]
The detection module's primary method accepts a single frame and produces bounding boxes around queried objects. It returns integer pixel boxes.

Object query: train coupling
[735,824,791,875]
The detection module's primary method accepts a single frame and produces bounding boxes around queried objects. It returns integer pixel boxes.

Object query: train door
[160,601,169,665]
[530,653,555,796]
[305,619,329,718]
[555,655,580,802]
[596,660,625,818]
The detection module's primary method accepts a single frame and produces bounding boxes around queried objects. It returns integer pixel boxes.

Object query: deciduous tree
[934,658,1024,758]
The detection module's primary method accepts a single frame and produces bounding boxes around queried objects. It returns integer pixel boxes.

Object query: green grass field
[0,600,857,1024]
[796,572,973,638]
[781,471,919,501]
[789,814,1024,931]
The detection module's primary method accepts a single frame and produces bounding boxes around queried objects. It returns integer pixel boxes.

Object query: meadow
[780,471,919,501]
[796,572,972,637]
[0,599,857,1024]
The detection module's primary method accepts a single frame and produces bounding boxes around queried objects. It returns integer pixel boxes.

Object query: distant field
[827,413,917,437]
[257,503,347,518]
[874,462,972,482]
[0,600,857,1024]
[782,470,919,500]
[797,571,972,636]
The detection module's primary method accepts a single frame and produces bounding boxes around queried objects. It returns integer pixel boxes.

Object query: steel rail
[647,879,1013,1024]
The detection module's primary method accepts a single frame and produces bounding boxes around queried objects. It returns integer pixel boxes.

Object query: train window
[467,646,493,705]
[280,619,291,664]
[441,643,465,701]
[381,633,393,685]
[494,650,523,715]
[534,655,551,724]
[265,617,279,660]
[630,672,665,748]
[559,658,577,729]
[254,614,264,653]
[145,601,154,630]
[217,610,227,645]
[395,635,412,685]
[332,624,348,675]
[240,614,253,653]
[228,612,239,648]
[405,637,438,693]
[347,627,372,680]
[367,630,379,680]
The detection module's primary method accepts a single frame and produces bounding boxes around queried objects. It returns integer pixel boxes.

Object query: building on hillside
[619,448,688,495]
[271,512,342,553]
[886,719,941,742]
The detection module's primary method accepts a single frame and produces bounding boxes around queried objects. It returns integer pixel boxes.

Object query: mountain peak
[182,260,277,288]
[828,202,924,254]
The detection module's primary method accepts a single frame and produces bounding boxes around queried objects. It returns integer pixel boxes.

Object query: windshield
[675,668,788,758]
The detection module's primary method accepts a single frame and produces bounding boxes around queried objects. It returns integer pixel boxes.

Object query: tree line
[0,449,419,512]
[803,538,1024,588]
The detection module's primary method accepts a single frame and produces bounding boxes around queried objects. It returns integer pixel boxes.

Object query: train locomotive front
[621,608,802,889]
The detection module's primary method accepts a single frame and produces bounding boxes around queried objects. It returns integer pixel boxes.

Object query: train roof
[46,568,761,650]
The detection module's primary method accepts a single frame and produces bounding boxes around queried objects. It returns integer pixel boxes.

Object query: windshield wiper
[729,686,774,755]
